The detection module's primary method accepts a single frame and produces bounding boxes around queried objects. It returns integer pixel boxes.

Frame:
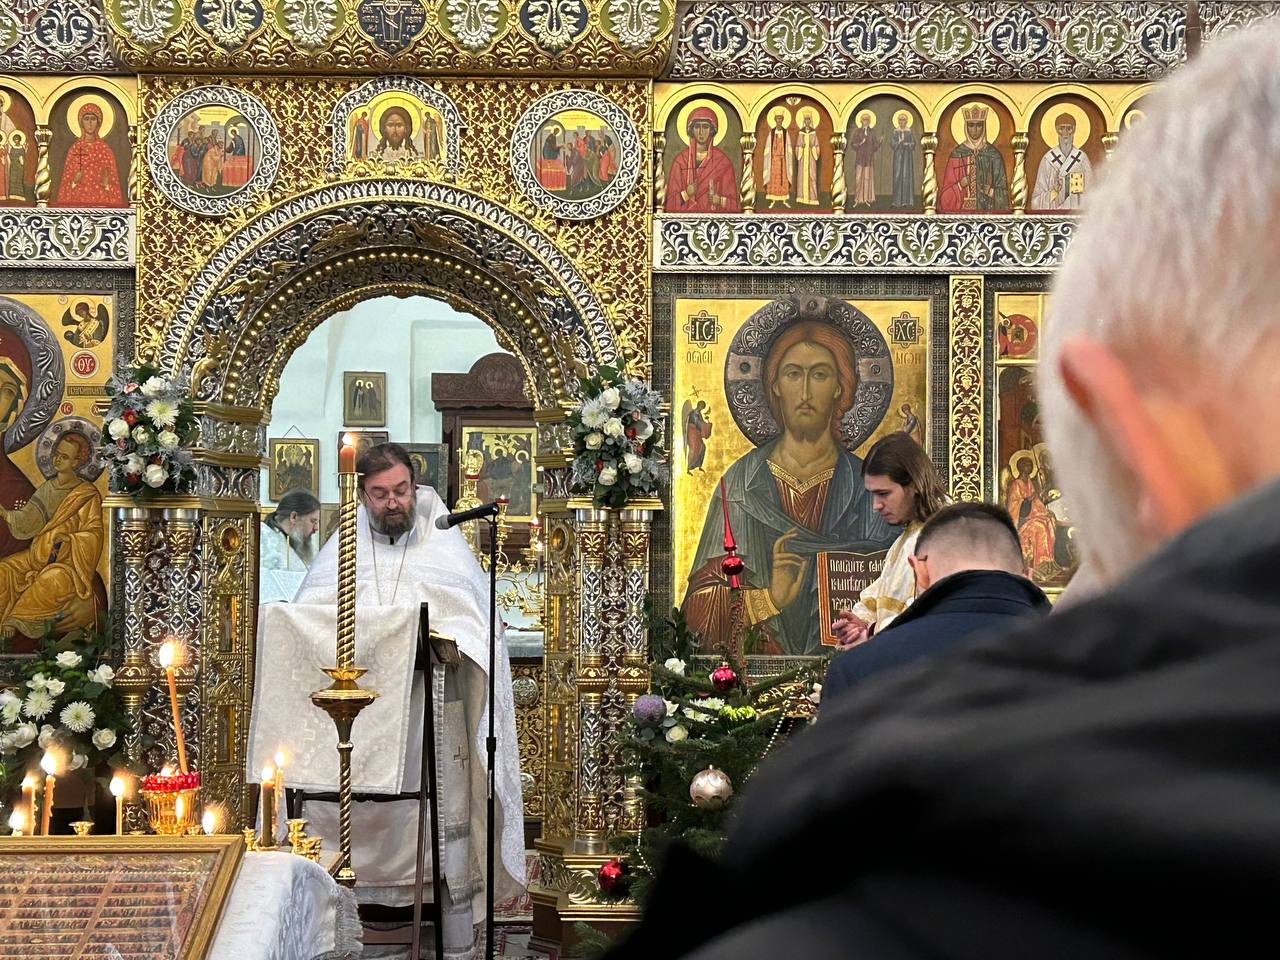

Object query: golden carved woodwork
[948,276,986,502]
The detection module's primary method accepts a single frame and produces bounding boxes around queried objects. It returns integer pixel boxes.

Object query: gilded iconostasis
[0,0,1272,933]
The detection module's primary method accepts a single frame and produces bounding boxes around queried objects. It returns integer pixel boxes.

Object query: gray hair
[1040,20,1280,578]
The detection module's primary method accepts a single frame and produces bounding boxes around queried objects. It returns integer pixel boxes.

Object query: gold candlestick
[311,460,377,886]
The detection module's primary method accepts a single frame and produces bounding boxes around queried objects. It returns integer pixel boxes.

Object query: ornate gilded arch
[159,178,618,412]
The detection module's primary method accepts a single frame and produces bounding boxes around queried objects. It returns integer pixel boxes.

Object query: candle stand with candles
[140,771,202,835]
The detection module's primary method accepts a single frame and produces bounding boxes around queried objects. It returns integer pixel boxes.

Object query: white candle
[202,809,217,835]
[272,750,286,841]
[158,641,189,774]
[8,810,24,836]
[109,775,125,835]
[39,752,57,836]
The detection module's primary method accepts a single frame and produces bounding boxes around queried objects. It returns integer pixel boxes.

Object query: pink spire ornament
[719,478,744,589]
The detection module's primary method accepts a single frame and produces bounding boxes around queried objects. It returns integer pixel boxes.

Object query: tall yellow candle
[20,775,36,835]
[109,775,125,835]
[39,752,57,836]
[272,750,285,842]
[158,641,189,774]
[259,766,275,847]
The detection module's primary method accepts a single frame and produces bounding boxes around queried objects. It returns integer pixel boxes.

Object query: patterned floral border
[0,0,123,73]
[653,215,1074,273]
[146,85,281,217]
[0,210,135,268]
[0,294,67,453]
[327,74,465,173]
[669,1,1187,80]
[509,89,642,221]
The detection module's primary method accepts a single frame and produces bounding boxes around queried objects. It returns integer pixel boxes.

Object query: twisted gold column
[311,467,377,885]
[739,134,756,212]
[830,133,847,212]
[128,124,140,203]
[653,132,666,210]
[573,507,609,853]
[921,133,939,215]
[34,127,51,207]
[618,506,654,834]
[1011,132,1029,215]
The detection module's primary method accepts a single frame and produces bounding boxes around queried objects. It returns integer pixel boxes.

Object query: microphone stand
[484,512,497,960]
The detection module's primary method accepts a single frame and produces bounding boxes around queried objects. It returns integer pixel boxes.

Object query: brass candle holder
[141,788,200,835]
[310,464,378,887]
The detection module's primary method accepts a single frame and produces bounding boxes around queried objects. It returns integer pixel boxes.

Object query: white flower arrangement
[99,364,197,498]
[0,629,133,813]
[568,365,668,508]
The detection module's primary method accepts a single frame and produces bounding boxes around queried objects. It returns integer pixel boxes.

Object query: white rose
[37,724,56,748]
[0,690,17,709]
[623,452,643,474]
[124,453,145,475]
[108,418,130,440]
[664,724,689,743]
[600,387,621,410]
[603,418,625,439]
[663,657,686,676]
[0,734,13,754]
[55,651,81,669]
[43,678,65,697]
[69,752,88,771]
[635,418,654,440]
[0,700,19,724]
[26,672,46,691]
[157,430,180,450]
[92,728,117,751]
[90,664,114,686]
[140,375,166,397]
[143,463,168,487]
[131,426,151,445]
[598,466,618,485]
[584,432,604,450]
[11,723,36,748]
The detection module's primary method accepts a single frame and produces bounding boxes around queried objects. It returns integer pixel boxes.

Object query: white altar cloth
[209,851,362,960]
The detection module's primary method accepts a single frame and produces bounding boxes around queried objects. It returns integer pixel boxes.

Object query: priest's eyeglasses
[363,483,412,506]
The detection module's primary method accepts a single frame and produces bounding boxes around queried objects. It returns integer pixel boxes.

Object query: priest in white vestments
[256,443,524,958]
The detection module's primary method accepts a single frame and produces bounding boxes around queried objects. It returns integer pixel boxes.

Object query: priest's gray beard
[288,527,316,566]
[369,488,417,539]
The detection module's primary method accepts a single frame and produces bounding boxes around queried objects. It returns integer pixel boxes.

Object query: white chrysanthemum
[580,403,608,429]
[55,651,81,669]
[59,700,94,733]
[145,398,178,429]
[91,728,116,750]
[22,690,54,720]
[1,700,19,724]
[140,375,166,397]
[90,664,114,686]
[693,697,725,711]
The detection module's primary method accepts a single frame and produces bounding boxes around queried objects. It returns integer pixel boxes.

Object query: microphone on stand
[433,500,501,530]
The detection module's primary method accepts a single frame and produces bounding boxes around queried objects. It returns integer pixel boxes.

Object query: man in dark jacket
[822,502,1049,711]
[608,20,1280,959]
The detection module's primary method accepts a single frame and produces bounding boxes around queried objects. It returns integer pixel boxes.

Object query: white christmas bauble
[689,765,734,808]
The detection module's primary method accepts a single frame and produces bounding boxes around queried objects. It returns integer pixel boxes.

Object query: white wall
[262,295,505,503]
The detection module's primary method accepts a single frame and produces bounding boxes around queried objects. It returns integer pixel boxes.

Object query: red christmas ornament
[711,663,738,692]
[719,478,743,589]
[598,858,628,894]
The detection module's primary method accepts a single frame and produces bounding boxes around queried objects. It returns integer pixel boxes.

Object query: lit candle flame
[8,811,23,833]
[175,794,184,820]
[262,766,274,782]
[273,749,286,769]
[109,775,125,798]
[20,774,35,790]
[202,809,217,835]
[40,751,57,776]
[160,764,174,777]
[158,640,177,669]
[342,432,356,448]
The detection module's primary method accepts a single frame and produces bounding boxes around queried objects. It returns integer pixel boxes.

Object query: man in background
[821,502,1048,712]
[610,19,1280,959]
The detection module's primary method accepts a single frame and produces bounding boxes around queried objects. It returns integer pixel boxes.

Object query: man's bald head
[910,503,1025,592]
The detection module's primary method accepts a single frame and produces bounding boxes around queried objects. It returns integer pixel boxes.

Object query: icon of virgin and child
[683,302,900,656]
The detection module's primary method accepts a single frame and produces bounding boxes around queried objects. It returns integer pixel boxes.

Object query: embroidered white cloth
[850,521,924,631]
[208,851,361,960]
[253,485,525,909]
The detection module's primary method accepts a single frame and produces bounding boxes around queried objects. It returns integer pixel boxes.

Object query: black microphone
[433,501,502,530]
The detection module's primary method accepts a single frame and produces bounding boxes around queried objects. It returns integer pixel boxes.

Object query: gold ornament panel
[135,76,651,382]
[104,0,673,77]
